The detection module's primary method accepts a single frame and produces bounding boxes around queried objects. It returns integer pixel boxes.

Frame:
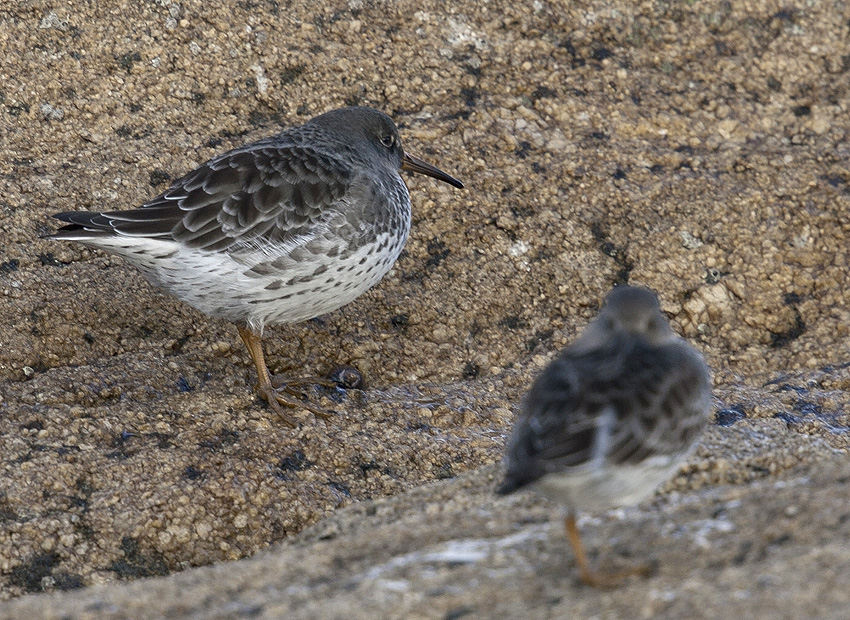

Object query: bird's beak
[401,152,464,189]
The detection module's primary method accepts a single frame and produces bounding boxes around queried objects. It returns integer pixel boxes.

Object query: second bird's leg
[564,513,652,588]
[236,325,332,424]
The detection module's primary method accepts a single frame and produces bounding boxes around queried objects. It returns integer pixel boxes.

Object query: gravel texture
[1,0,849,616]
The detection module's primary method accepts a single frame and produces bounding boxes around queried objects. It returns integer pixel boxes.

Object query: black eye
[380,134,394,148]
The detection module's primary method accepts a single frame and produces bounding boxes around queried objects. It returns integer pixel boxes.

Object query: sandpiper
[498,285,712,587]
[49,106,463,426]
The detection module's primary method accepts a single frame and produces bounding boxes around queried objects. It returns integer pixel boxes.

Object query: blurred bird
[498,285,712,587]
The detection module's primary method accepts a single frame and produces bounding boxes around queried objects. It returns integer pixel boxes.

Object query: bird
[497,285,712,587]
[48,106,464,426]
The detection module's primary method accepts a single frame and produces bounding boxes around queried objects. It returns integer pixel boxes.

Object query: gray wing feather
[51,134,355,253]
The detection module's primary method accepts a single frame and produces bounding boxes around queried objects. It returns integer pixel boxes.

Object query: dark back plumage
[498,286,711,495]
[49,107,410,254]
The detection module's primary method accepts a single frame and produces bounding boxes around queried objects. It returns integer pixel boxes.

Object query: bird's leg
[564,512,600,586]
[236,326,332,424]
[564,513,652,588]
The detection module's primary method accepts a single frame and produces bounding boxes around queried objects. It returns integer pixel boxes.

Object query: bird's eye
[380,134,395,148]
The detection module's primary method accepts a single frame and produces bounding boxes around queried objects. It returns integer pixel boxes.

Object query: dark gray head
[575,285,675,350]
[307,107,463,188]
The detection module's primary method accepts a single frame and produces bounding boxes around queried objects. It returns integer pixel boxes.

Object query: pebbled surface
[1,0,849,615]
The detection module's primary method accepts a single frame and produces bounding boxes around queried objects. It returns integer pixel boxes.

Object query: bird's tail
[46,212,116,239]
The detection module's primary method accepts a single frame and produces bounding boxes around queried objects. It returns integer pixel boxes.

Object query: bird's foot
[253,382,334,426]
[576,561,654,589]
[269,374,339,391]
[565,513,654,589]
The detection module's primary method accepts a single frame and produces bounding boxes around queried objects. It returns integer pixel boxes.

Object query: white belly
[534,454,686,513]
[91,230,407,330]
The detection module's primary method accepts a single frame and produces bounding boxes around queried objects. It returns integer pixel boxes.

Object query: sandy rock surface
[0,409,849,619]
[1,0,849,616]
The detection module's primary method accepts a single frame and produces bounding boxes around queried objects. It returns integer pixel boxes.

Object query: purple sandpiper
[49,106,463,426]
[498,285,712,587]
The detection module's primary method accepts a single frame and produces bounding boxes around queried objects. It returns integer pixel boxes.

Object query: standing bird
[48,106,463,426]
[497,286,712,587]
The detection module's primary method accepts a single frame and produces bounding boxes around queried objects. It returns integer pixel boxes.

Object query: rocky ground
[1,0,849,617]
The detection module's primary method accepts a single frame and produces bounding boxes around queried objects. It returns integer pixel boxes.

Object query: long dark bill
[401,152,464,189]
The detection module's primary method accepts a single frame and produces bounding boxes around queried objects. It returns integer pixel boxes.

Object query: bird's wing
[499,336,710,494]
[51,137,357,253]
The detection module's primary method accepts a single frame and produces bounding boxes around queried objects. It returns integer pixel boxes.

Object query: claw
[269,374,338,390]
[273,387,334,419]
[254,384,299,427]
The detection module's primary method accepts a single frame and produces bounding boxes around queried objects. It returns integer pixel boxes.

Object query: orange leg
[565,513,652,588]
[236,325,333,426]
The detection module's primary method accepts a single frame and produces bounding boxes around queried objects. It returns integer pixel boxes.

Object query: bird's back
[499,331,711,496]
[49,125,412,330]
